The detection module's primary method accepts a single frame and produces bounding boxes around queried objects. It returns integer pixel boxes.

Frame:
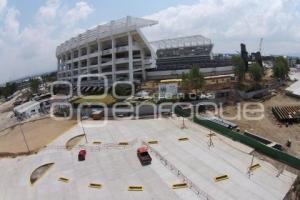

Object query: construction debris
[272,105,300,123]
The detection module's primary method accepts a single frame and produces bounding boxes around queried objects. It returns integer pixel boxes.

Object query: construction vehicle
[137,146,152,166]
[91,110,104,120]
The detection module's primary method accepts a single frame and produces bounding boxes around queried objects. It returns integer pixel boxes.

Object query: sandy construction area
[0,117,77,156]
[223,91,300,158]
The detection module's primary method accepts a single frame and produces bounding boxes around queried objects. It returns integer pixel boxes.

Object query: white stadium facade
[56,16,233,86]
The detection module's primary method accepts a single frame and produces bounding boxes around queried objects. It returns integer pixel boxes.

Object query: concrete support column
[78,48,82,74]
[70,51,74,84]
[128,32,134,82]
[140,49,146,80]
[57,57,60,80]
[62,54,65,71]
[57,57,60,71]
[111,37,116,82]
[97,39,102,75]
[64,53,68,81]
[86,44,90,66]
[86,45,91,81]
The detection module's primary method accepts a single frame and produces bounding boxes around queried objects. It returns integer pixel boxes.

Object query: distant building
[13,101,41,119]
[56,16,234,89]
[13,94,53,120]
[148,35,233,80]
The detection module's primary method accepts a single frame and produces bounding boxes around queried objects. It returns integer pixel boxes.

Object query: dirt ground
[222,91,300,158]
[0,117,77,156]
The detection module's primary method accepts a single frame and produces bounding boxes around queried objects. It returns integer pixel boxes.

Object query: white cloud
[37,0,60,23]
[0,0,6,12]
[0,0,94,83]
[63,1,94,27]
[0,11,59,82]
[143,0,300,54]
[1,7,20,40]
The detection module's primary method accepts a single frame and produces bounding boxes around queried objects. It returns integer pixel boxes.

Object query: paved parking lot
[0,117,296,200]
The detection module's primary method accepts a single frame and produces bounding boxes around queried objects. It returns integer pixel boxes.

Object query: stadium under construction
[56,16,233,88]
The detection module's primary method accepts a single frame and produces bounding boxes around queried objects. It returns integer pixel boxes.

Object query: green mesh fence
[175,107,300,170]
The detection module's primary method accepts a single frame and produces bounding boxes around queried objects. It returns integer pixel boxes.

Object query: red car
[78,149,87,161]
[137,146,152,166]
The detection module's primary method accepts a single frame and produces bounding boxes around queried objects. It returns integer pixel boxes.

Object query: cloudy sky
[0,0,300,83]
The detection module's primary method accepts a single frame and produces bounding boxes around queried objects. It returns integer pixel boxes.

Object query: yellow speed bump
[178,137,189,141]
[93,141,102,145]
[118,142,129,146]
[249,164,261,172]
[58,177,69,183]
[172,183,188,189]
[215,175,229,182]
[147,140,158,144]
[128,186,143,191]
[89,183,102,189]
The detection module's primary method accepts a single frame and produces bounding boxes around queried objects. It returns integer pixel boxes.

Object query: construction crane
[258,38,263,53]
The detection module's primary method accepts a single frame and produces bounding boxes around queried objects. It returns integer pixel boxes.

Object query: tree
[2,82,17,98]
[30,79,41,94]
[249,63,264,82]
[232,55,246,82]
[113,83,133,97]
[41,72,57,83]
[181,72,189,90]
[273,56,289,80]
[181,65,205,93]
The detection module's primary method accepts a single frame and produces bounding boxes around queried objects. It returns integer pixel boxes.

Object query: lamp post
[247,155,254,178]
[80,115,88,144]
[180,116,187,129]
[17,118,30,153]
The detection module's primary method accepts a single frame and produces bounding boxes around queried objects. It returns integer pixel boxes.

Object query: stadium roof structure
[0,117,296,200]
[150,35,212,51]
[56,16,158,54]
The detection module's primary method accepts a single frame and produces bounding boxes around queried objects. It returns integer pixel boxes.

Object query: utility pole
[180,117,187,129]
[258,38,263,53]
[208,131,214,148]
[18,119,30,153]
[247,155,254,178]
[81,118,88,143]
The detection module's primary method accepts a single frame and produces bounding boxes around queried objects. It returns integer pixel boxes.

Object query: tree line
[180,55,290,95]
[233,55,289,83]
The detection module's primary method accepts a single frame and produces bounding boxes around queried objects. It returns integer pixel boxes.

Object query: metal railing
[142,141,214,200]
[175,106,300,170]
